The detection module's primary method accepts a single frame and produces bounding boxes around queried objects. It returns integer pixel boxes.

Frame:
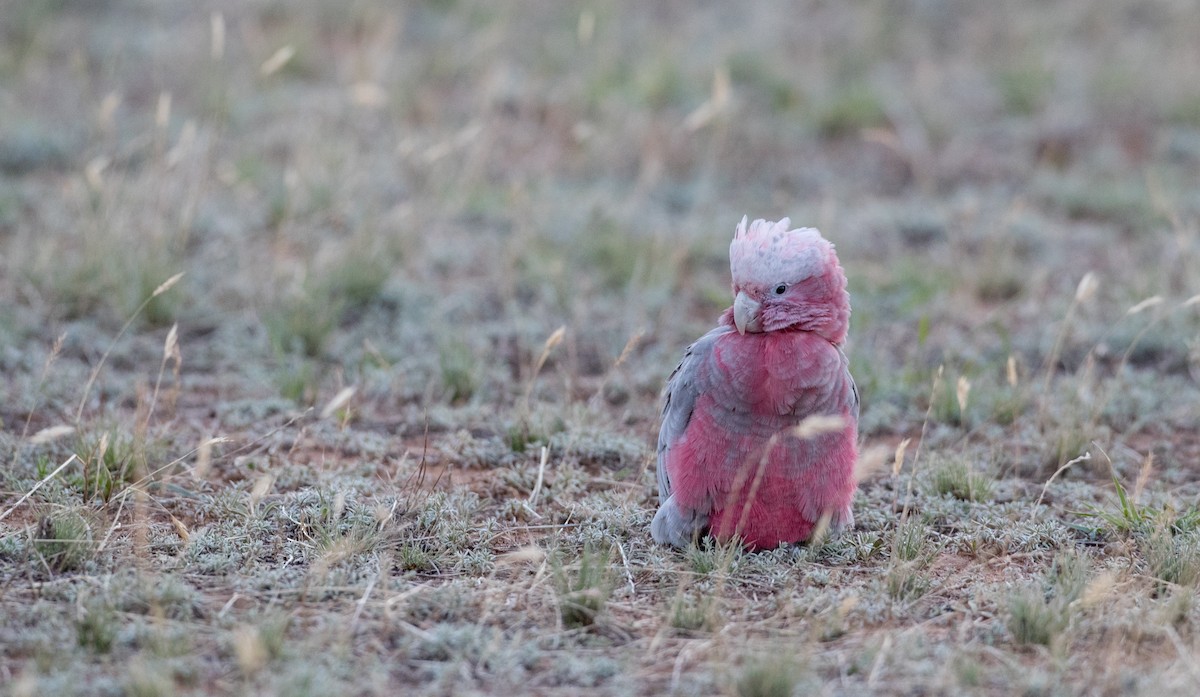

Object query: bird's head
[726,216,850,344]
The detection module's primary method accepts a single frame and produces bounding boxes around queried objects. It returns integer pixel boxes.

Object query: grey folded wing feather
[651,327,729,547]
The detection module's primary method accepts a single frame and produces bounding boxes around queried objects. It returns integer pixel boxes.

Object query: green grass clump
[321,253,392,314]
[1078,475,1200,537]
[669,593,717,632]
[34,508,95,572]
[439,340,477,404]
[996,65,1052,115]
[265,290,342,359]
[893,517,928,562]
[736,657,803,697]
[687,537,740,575]
[123,661,175,697]
[1007,552,1089,647]
[886,519,933,602]
[71,429,168,503]
[553,544,613,628]
[727,52,799,112]
[1143,529,1200,589]
[886,563,930,602]
[930,459,994,502]
[813,83,888,138]
[274,355,321,404]
[76,596,118,653]
[578,211,669,291]
[1007,587,1065,647]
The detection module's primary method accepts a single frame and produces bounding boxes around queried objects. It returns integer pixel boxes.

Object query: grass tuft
[438,340,477,404]
[736,656,803,697]
[1007,552,1089,647]
[814,83,888,138]
[1143,529,1200,589]
[76,596,118,653]
[553,544,613,628]
[930,458,994,502]
[34,507,95,572]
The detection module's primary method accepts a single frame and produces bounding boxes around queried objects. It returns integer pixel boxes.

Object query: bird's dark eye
[774,284,787,295]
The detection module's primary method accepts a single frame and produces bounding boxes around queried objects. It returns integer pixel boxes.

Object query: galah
[651,217,859,550]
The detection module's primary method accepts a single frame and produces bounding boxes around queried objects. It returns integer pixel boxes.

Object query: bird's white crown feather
[729,216,832,288]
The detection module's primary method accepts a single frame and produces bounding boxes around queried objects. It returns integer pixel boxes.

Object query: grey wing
[651,327,728,548]
[655,327,727,500]
[841,346,860,422]
[829,346,859,536]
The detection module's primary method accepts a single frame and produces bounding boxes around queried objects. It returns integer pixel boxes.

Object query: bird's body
[651,217,858,550]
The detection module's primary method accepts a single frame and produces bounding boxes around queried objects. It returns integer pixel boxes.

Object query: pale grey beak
[733,291,761,335]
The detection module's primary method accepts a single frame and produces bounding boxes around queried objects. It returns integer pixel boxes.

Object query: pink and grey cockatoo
[650,217,859,551]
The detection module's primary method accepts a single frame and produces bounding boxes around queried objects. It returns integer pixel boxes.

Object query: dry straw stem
[17,333,66,446]
[249,474,275,516]
[892,438,912,477]
[193,436,230,480]
[895,366,943,522]
[28,425,75,445]
[1126,296,1163,315]
[615,540,636,595]
[588,330,644,408]
[260,45,295,77]
[808,509,835,547]
[209,11,225,61]
[349,568,381,636]
[320,386,357,420]
[1036,450,1094,507]
[955,376,971,414]
[232,625,268,676]
[867,633,895,689]
[854,444,891,484]
[1036,271,1096,428]
[525,445,550,517]
[75,272,185,423]
[520,325,566,415]
[683,65,731,132]
[1083,294,1187,435]
[1132,452,1155,503]
[143,323,181,430]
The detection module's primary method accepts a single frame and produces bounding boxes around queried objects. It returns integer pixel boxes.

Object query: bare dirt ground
[2,1,1200,695]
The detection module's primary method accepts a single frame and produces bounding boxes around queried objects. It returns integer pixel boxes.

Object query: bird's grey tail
[650,496,708,548]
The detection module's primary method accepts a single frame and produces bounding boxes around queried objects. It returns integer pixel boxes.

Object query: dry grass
[2,1,1200,695]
